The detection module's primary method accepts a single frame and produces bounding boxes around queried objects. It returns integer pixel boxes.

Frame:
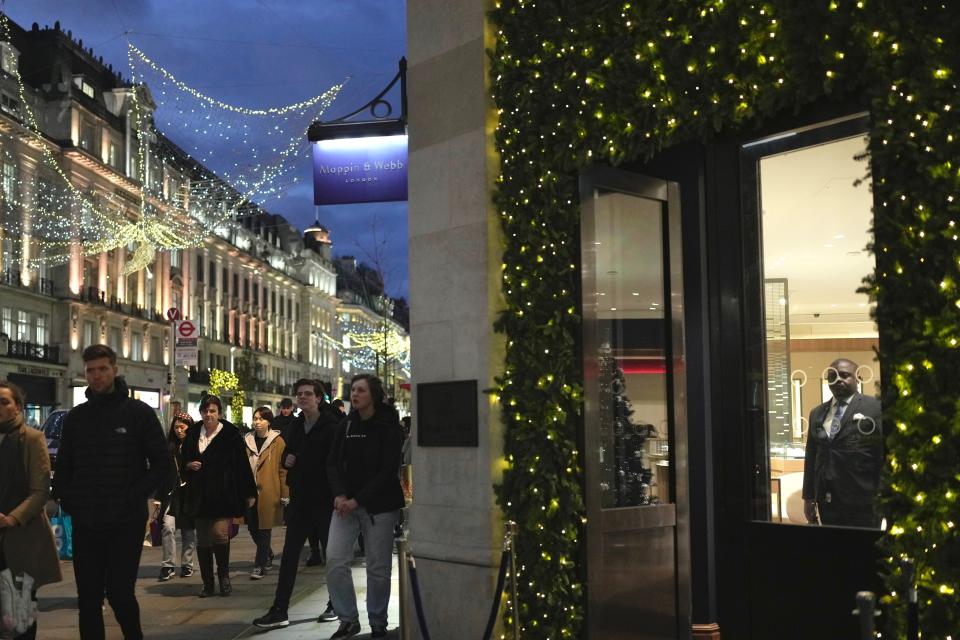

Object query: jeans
[73,518,146,640]
[325,507,398,627]
[273,501,333,610]
[246,506,273,568]
[160,509,196,569]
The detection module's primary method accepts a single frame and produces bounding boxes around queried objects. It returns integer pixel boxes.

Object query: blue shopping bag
[50,507,73,560]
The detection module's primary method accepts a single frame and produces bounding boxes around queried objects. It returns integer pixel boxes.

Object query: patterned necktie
[829,400,847,437]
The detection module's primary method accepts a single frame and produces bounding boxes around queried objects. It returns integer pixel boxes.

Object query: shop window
[743,115,883,529]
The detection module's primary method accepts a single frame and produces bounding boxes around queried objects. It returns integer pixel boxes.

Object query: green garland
[489,0,958,637]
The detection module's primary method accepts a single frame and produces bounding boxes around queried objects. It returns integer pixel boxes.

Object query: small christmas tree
[598,346,656,507]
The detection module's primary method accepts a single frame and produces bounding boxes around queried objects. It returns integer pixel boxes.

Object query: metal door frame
[580,166,691,639]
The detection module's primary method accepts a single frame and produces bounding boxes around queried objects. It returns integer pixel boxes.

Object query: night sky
[4,0,409,298]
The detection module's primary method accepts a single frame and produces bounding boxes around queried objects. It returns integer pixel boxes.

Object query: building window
[209,261,216,289]
[73,76,96,99]
[108,327,121,352]
[0,307,10,337]
[79,119,96,151]
[150,336,160,363]
[0,42,19,75]
[35,314,47,345]
[0,92,19,119]
[170,249,181,268]
[107,140,120,170]
[1,161,17,215]
[15,310,28,341]
[131,332,142,360]
[221,267,228,291]
[83,320,95,347]
[196,254,205,283]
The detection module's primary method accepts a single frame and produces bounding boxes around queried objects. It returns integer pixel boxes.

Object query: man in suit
[802,358,883,528]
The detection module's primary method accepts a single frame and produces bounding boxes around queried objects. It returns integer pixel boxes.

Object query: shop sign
[312,134,408,205]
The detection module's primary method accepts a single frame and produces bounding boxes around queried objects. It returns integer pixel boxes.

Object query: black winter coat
[53,378,169,527]
[155,442,191,526]
[282,404,344,514]
[181,419,257,519]
[327,406,405,516]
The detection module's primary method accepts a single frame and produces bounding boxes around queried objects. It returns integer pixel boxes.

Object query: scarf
[0,415,28,516]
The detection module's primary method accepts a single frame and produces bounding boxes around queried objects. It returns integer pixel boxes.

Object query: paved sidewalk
[36,526,401,639]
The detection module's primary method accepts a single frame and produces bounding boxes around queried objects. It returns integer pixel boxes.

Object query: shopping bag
[0,568,37,637]
[148,504,163,546]
[50,507,73,561]
[228,519,240,540]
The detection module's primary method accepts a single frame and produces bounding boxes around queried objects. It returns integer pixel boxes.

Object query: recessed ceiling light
[631,292,640,296]
[594,241,602,245]
[824,243,834,248]
[610,307,617,311]
[598,292,606,296]
[834,234,845,239]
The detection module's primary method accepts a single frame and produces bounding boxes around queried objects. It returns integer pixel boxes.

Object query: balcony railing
[0,270,56,297]
[6,340,61,364]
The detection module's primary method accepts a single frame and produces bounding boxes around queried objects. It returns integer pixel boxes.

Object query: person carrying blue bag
[0,381,62,640]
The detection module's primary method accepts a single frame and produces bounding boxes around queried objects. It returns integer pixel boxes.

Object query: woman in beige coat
[0,381,62,640]
[244,407,288,579]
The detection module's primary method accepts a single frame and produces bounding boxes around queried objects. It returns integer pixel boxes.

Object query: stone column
[406,0,505,637]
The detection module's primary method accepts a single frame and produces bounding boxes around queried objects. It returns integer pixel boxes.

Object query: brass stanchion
[397,537,414,640]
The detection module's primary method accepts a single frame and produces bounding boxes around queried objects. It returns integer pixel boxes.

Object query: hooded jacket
[53,377,169,527]
[327,405,405,516]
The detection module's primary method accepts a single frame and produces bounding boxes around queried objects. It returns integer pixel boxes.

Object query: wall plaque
[417,379,479,447]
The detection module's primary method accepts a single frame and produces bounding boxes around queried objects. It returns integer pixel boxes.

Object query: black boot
[197,547,215,598]
[213,543,232,596]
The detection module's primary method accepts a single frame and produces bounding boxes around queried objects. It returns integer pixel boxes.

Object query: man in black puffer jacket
[53,344,168,640]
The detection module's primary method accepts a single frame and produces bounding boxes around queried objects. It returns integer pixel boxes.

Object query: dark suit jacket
[802,392,883,507]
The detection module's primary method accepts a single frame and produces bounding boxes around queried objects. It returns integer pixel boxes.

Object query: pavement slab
[36,526,401,640]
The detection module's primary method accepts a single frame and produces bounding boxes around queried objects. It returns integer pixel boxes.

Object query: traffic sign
[166,307,181,321]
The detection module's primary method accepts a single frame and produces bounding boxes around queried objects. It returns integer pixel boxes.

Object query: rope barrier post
[397,536,414,640]
[900,559,919,640]
[852,591,877,640]
[506,521,520,640]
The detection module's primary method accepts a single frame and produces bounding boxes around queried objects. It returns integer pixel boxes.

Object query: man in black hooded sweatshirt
[53,344,168,640]
[253,378,345,629]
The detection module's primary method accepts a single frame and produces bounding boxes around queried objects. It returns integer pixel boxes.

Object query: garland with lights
[490,0,958,637]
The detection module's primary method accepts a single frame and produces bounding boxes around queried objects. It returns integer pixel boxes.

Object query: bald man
[802,358,884,528]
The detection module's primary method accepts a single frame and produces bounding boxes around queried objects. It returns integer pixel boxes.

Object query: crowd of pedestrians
[0,343,409,640]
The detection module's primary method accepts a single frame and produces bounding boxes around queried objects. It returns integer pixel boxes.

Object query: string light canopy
[0,12,345,271]
[490,1,958,638]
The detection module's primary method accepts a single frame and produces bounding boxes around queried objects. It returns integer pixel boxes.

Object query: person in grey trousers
[156,413,197,581]
[324,374,404,640]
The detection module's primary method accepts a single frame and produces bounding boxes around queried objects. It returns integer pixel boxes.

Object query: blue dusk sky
[3,0,409,298]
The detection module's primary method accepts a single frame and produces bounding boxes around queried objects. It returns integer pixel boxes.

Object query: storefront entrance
[580,168,691,640]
